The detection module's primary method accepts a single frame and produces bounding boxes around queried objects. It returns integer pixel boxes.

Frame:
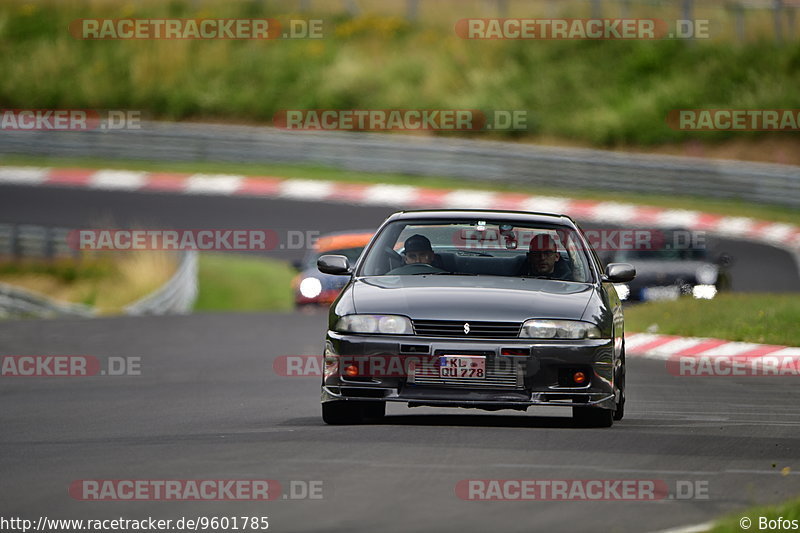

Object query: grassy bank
[195,253,294,312]
[1,1,799,147]
[708,497,800,533]
[625,293,800,346]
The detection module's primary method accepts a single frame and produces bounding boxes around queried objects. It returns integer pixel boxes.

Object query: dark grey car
[317,210,635,427]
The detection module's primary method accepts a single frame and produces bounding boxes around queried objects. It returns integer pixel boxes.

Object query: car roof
[386,209,577,227]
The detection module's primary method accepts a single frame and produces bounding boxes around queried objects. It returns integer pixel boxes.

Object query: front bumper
[321,332,618,410]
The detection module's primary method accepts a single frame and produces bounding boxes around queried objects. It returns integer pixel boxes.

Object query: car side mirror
[604,263,636,283]
[318,254,352,275]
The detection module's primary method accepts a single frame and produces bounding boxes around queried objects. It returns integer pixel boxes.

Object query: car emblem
[463,322,470,335]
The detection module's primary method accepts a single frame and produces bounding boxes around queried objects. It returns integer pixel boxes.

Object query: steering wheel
[386,262,447,275]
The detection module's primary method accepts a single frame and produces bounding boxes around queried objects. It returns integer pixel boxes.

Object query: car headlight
[519,319,602,339]
[299,277,323,298]
[336,314,413,335]
[696,265,718,285]
[692,284,717,299]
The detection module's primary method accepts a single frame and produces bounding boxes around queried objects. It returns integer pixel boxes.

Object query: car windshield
[358,220,593,282]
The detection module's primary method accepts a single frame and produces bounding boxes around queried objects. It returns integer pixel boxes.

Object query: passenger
[519,234,572,280]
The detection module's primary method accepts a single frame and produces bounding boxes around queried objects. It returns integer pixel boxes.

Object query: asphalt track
[2,312,800,533]
[0,184,799,291]
[1,184,799,533]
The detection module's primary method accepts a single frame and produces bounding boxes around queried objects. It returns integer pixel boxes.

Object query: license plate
[439,355,486,379]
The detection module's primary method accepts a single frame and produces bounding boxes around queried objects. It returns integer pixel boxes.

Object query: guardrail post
[682,0,694,22]
[774,0,784,42]
[591,0,602,18]
[731,2,746,42]
[496,0,509,17]
[406,0,419,20]
[344,0,359,16]
[44,227,55,261]
[619,0,630,18]
[11,225,21,261]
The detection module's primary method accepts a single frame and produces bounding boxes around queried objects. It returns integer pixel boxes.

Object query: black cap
[404,234,433,253]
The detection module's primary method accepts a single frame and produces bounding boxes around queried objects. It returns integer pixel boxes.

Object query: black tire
[573,406,614,428]
[614,354,626,421]
[322,401,365,425]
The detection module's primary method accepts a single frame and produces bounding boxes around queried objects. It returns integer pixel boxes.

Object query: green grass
[194,252,295,311]
[1,0,799,147]
[625,293,800,346]
[4,154,800,227]
[707,496,800,533]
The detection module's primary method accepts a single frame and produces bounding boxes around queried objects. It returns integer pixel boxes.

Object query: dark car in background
[292,230,373,307]
[317,210,636,428]
[599,228,731,302]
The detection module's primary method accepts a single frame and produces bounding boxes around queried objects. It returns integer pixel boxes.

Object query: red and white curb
[626,332,800,360]
[1,165,799,264]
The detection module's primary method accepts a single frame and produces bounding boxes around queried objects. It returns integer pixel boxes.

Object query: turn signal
[573,371,587,384]
[344,365,359,377]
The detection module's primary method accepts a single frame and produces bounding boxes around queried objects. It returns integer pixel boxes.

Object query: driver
[403,234,436,265]
[519,233,572,280]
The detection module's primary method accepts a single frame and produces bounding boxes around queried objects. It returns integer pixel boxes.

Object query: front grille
[412,320,521,338]
[409,355,523,389]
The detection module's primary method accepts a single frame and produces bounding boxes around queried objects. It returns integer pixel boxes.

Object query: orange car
[292,230,373,307]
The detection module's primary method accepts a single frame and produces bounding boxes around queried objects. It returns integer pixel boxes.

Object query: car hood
[350,276,595,322]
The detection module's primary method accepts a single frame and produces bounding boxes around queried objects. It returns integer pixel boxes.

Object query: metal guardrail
[1,121,798,207]
[0,282,96,319]
[0,224,77,260]
[0,224,198,318]
[124,250,198,315]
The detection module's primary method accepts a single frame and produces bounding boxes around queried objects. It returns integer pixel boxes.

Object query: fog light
[344,365,359,377]
[501,348,529,356]
[573,371,587,385]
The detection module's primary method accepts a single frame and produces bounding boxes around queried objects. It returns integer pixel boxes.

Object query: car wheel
[573,406,614,428]
[614,353,626,421]
[322,401,365,425]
